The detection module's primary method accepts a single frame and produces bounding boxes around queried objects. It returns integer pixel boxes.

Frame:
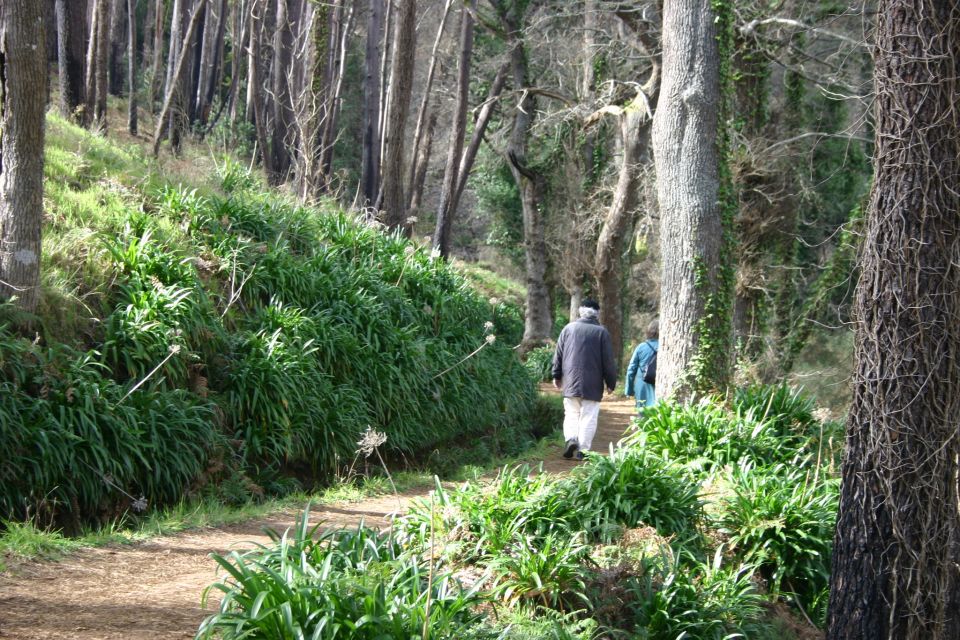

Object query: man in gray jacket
[551,298,617,459]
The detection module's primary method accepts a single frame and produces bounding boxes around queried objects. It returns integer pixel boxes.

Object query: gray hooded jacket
[551,317,617,401]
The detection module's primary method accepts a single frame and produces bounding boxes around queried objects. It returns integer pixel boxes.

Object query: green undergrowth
[198,384,835,639]
[1,113,538,531]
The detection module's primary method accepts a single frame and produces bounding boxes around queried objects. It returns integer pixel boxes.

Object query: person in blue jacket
[625,319,659,408]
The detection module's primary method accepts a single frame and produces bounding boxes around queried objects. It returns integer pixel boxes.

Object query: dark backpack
[643,343,657,385]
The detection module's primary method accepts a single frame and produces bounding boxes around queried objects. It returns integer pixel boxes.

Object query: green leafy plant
[198,506,484,639]
[715,459,838,618]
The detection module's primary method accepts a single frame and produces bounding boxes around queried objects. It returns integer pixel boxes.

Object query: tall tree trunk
[407,109,436,214]
[95,0,110,128]
[826,4,960,639]
[248,0,273,175]
[148,0,166,108]
[376,0,392,172]
[107,0,126,96]
[319,0,354,183]
[0,0,47,313]
[432,0,475,257]
[127,0,138,133]
[269,0,297,183]
[55,0,88,119]
[495,0,551,348]
[377,0,416,230]
[450,63,508,215]
[595,99,651,369]
[84,0,107,127]
[651,0,728,401]
[360,0,385,206]
[405,0,452,211]
[152,1,204,155]
[194,0,225,126]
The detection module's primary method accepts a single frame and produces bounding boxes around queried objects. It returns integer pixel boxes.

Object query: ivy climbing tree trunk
[651,0,733,401]
[0,0,47,313]
[826,4,960,639]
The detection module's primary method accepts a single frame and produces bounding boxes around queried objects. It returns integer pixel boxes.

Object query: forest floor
[0,392,636,640]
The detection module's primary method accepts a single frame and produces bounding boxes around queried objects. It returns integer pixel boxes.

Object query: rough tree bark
[377,0,416,230]
[651,0,727,401]
[0,0,47,313]
[826,4,960,639]
[127,0,138,134]
[360,0,385,206]
[432,0,475,256]
[55,0,88,119]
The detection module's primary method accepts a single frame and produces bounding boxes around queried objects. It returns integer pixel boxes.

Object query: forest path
[0,392,636,640]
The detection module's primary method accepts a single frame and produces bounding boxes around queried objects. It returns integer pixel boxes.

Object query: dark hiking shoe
[575,451,585,461]
[563,439,579,459]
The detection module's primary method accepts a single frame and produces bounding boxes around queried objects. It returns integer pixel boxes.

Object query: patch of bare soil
[0,395,637,640]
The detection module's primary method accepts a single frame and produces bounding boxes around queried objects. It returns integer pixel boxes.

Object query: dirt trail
[0,394,636,640]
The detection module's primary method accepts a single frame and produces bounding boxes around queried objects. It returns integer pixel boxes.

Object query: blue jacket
[552,317,617,402]
[625,339,658,408]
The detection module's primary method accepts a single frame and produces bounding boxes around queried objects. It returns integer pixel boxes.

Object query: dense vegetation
[0,114,537,527]
[199,384,839,638]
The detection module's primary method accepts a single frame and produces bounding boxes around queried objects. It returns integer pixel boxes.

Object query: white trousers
[562,397,601,452]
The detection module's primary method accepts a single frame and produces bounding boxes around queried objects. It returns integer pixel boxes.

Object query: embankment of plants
[198,383,839,639]
[0,115,537,527]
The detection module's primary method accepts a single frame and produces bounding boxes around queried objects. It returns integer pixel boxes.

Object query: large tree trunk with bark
[826,4,960,639]
[0,0,47,313]
[360,0,384,206]
[432,0,475,256]
[377,0,416,230]
[651,0,726,401]
[55,0,88,119]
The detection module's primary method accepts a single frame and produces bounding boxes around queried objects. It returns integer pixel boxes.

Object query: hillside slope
[0,115,536,525]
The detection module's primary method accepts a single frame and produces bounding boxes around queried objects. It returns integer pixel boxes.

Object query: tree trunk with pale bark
[0,0,47,313]
[651,0,726,401]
